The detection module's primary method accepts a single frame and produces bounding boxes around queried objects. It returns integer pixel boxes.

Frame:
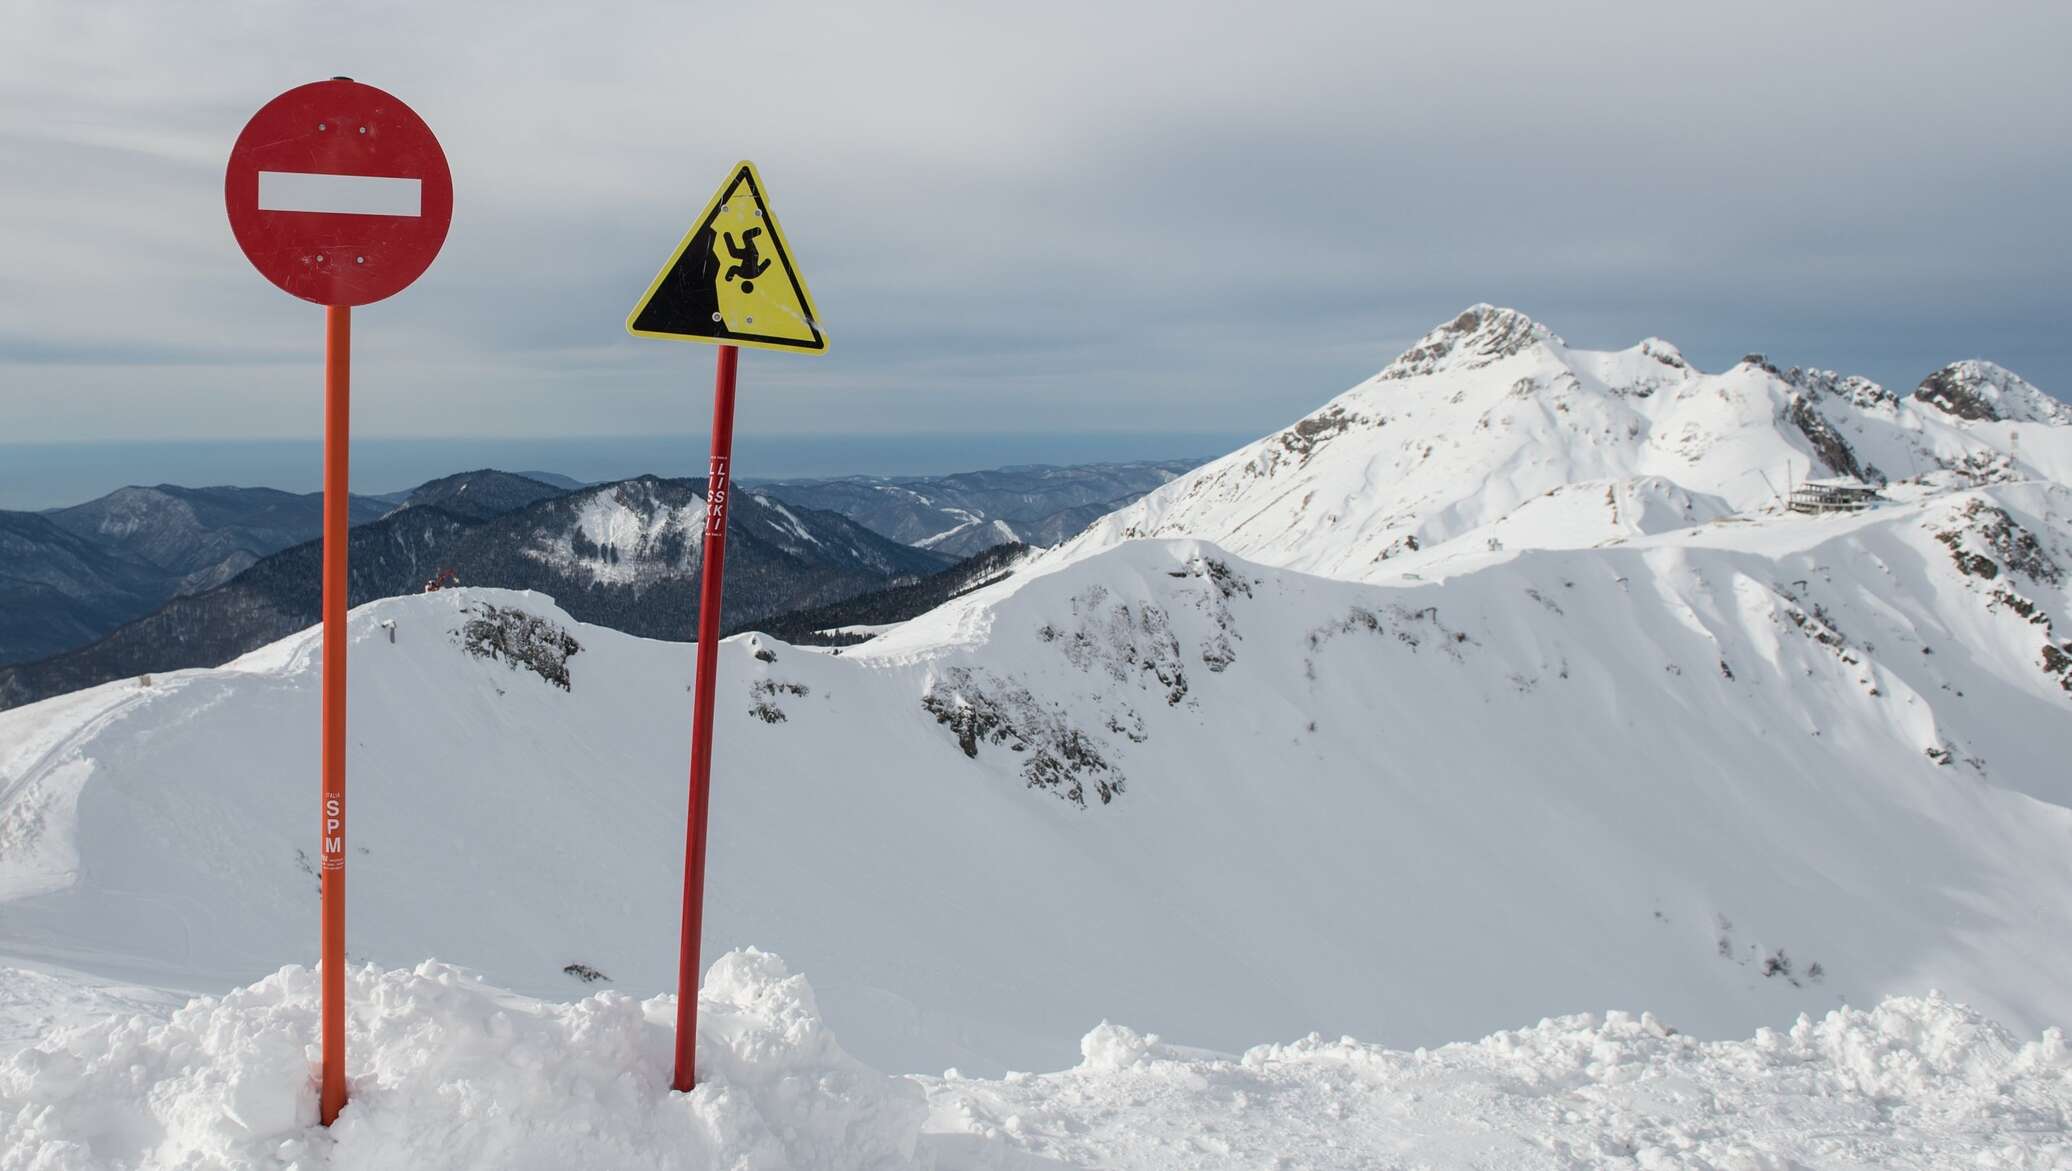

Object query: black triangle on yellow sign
[626,161,826,354]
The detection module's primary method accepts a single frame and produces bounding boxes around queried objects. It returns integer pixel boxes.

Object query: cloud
[2,0,2067,449]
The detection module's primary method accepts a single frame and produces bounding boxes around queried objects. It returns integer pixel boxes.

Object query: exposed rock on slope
[1914,359,2070,425]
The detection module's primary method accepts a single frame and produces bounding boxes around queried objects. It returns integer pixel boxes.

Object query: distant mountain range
[748,461,1195,557]
[0,510,167,667]
[0,474,588,667]
[0,474,946,710]
[0,485,390,665]
[0,461,1194,709]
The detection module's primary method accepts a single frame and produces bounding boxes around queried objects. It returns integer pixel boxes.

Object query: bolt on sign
[625,160,825,1094]
[627,161,826,353]
[225,77,452,1128]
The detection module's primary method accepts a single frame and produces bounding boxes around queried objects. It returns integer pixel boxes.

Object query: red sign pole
[319,304,351,1125]
[672,343,740,1092]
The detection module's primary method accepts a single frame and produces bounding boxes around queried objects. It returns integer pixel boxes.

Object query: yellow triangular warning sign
[626,161,826,353]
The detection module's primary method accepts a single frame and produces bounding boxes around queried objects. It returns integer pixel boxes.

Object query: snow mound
[0,949,923,1171]
[930,996,2072,1169]
[9,956,2069,1171]
[1469,474,1734,554]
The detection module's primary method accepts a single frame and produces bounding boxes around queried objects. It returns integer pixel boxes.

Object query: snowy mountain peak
[1378,304,1561,381]
[1636,337,1688,369]
[1064,307,2071,583]
[1915,360,2069,425]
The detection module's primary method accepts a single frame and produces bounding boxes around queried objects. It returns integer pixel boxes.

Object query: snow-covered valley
[5,305,2072,1166]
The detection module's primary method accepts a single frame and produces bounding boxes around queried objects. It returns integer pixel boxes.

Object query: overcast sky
[3,1,2068,466]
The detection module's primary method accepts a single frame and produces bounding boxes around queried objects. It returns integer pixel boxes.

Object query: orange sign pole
[228,80,450,1128]
[319,303,351,1125]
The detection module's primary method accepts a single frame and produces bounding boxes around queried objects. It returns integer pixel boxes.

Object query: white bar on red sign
[257,172,423,217]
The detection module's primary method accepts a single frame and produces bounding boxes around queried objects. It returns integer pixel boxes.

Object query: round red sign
[225,79,453,307]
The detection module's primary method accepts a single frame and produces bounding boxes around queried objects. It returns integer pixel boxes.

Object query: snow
[5,952,2067,1170]
[930,997,2072,1169]
[525,487,700,585]
[3,304,2071,1164]
[913,509,983,549]
[0,959,180,1051]
[753,493,823,547]
[1,949,924,1170]
[0,679,158,902]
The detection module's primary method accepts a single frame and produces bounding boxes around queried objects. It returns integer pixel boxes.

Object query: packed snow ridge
[6,950,2068,1170]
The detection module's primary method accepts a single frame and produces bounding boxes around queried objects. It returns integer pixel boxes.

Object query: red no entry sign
[224,78,454,1128]
[225,78,452,306]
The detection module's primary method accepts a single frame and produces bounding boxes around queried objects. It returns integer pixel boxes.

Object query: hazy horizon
[0,431,1244,511]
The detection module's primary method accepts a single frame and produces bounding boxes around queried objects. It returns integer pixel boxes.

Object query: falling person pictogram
[725,228,771,293]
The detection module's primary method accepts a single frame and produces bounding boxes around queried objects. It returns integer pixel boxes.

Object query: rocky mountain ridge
[1062,305,2070,583]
